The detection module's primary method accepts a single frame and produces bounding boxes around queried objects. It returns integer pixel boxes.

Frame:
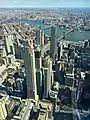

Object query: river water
[7,19,90,42]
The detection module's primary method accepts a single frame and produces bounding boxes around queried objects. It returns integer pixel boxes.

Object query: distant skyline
[0,0,90,8]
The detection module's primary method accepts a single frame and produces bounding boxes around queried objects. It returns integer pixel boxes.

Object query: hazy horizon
[0,0,89,8]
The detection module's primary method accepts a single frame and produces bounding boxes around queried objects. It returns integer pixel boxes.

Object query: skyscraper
[0,94,9,120]
[35,46,42,97]
[35,46,42,70]
[43,57,53,99]
[41,31,44,46]
[43,68,49,98]
[23,40,38,100]
[4,35,15,55]
[36,70,42,97]
[50,26,57,60]
[47,58,53,91]
[57,43,63,60]
[36,29,44,46]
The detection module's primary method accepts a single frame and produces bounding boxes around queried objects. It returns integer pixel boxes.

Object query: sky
[0,0,89,8]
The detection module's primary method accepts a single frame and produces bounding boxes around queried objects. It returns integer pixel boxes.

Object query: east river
[5,19,90,42]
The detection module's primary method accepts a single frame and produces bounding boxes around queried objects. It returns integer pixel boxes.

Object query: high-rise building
[50,26,57,60]
[4,35,15,55]
[35,46,42,70]
[0,47,7,58]
[47,58,53,91]
[57,43,63,60]
[23,40,38,101]
[0,94,9,120]
[12,100,33,120]
[35,47,42,97]
[15,78,24,92]
[36,29,44,46]
[79,71,90,109]
[36,70,42,97]
[7,54,15,64]
[14,44,24,59]
[84,40,89,48]
[43,68,49,99]
[43,57,53,99]
[41,31,44,46]
[36,29,41,46]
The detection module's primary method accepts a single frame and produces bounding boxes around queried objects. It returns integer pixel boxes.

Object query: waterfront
[6,19,90,42]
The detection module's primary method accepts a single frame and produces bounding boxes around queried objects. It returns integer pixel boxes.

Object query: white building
[23,40,38,101]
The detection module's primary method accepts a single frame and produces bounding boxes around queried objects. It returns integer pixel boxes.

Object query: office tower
[14,43,24,59]
[43,57,53,99]
[36,29,44,46]
[41,31,44,45]
[84,40,89,48]
[35,46,42,70]
[0,94,9,120]
[71,88,77,106]
[0,26,7,59]
[23,40,38,101]
[12,100,33,120]
[36,29,41,46]
[0,25,5,47]
[47,58,53,90]
[37,102,53,120]
[58,45,60,60]
[58,43,63,60]
[65,70,74,87]
[35,47,42,97]
[50,26,57,60]
[7,54,15,64]
[4,35,15,55]
[0,47,7,58]
[36,70,42,97]
[43,68,49,98]
[0,25,4,39]
[78,71,90,109]
[0,101,7,119]
[20,66,26,78]
[15,78,24,92]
